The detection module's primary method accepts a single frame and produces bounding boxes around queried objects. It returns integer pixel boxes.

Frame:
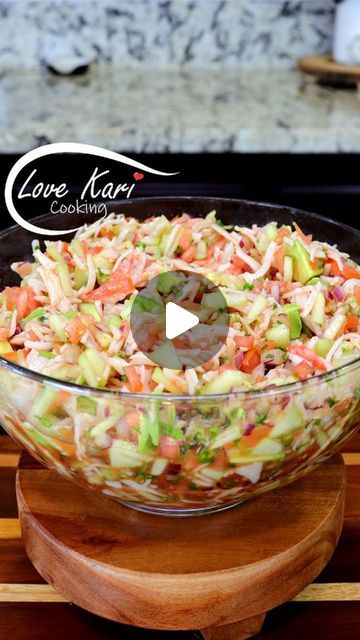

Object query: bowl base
[119,499,244,517]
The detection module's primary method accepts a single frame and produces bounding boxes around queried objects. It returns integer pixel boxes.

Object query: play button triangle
[165,302,199,340]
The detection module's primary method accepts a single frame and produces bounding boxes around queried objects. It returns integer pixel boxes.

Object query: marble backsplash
[0,0,336,70]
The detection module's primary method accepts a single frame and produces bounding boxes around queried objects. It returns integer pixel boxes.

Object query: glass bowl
[0,197,359,517]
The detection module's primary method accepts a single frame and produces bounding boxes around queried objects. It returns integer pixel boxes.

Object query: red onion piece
[244,423,255,436]
[235,352,244,370]
[334,287,344,302]
[271,283,280,302]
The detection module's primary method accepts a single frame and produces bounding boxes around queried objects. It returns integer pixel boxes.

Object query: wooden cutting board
[16,452,346,640]
[298,54,360,87]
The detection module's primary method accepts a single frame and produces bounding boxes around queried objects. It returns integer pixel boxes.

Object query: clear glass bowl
[0,198,359,517]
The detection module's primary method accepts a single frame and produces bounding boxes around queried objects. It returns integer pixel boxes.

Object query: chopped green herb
[242,282,254,291]
[328,397,338,408]
[198,450,214,464]
[39,350,56,359]
[255,412,268,424]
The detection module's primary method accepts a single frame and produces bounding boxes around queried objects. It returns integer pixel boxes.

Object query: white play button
[165,302,199,340]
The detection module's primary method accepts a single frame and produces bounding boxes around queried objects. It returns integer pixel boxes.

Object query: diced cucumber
[92,327,112,349]
[79,348,109,388]
[93,254,112,271]
[222,291,247,311]
[30,387,60,418]
[157,272,181,295]
[152,368,180,394]
[266,324,290,349]
[73,268,88,290]
[284,304,302,339]
[311,292,325,325]
[105,314,122,330]
[71,238,86,261]
[258,223,278,252]
[49,313,68,341]
[251,437,283,456]
[247,296,268,324]
[151,458,168,476]
[91,415,120,438]
[77,396,97,415]
[138,410,160,452]
[195,240,207,260]
[202,370,250,395]
[285,240,323,284]
[314,338,333,357]
[209,424,242,449]
[48,364,79,382]
[109,440,152,468]
[135,294,164,314]
[80,303,101,322]
[56,263,73,296]
[202,291,226,310]
[283,255,293,282]
[201,468,224,481]
[270,403,304,438]
[324,314,346,340]
[151,341,182,370]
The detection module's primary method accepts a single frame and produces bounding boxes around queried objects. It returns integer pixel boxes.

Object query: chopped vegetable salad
[0,211,359,395]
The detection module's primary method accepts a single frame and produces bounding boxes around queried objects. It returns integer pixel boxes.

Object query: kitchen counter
[1,66,360,154]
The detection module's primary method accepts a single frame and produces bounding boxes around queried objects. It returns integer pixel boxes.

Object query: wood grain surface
[0,434,359,640]
[15,451,345,633]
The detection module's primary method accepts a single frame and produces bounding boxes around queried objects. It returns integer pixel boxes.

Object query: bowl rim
[0,195,359,402]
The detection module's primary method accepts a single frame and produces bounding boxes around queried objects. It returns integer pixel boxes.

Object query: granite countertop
[1,66,360,154]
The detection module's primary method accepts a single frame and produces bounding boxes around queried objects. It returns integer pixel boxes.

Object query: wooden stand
[16,453,346,639]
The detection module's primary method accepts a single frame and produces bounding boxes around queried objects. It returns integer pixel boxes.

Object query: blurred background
[0,0,359,229]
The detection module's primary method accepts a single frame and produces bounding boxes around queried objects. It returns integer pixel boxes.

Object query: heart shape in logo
[133,172,144,182]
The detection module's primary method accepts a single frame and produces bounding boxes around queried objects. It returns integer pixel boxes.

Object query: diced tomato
[85,271,134,302]
[343,266,360,280]
[234,335,254,349]
[178,229,192,252]
[125,365,143,393]
[88,246,103,255]
[355,287,360,304]
[288,345,327,371]
[207,238,226,259]
[344,316,359,332]
[217,364,234,374]
[65,317,86,344]
[159,436,181,460]
[182,449,199,471]
[274,246,285,275]
[294,360,313,381]
[3,286,40,321]
[181,245,197,263]
[211,449,229,471]
[231,254,248,274]
[125,411,140,428]
[325,258,343,278]
[243,424,272,447]
[241,348,261,373]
